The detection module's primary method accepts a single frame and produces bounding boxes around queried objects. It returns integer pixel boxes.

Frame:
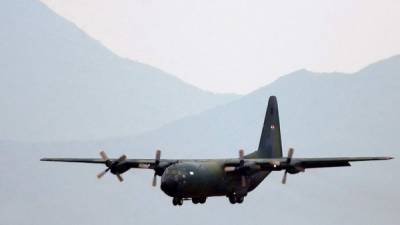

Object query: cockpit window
[168,169,178,175]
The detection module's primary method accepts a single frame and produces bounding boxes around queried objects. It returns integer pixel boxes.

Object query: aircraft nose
[160,178,178,196]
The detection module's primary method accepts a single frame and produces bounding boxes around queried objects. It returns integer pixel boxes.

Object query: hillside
[111,55,400,158]
[0,0,238,142]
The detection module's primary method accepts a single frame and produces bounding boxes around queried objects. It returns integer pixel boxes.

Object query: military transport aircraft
[41,96,393,206]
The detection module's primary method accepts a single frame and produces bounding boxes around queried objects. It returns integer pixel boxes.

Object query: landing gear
[228,194,244,204]
[236,196,244,204]
[173,197,207,206]
[192,197,207,204]
[229,195,236,204]
[172,197,183,206]
[199,197,206,204]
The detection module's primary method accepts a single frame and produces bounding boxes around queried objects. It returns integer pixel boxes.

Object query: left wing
[224,156,393,171]
[223,155,392,184]
[287,156,393,169]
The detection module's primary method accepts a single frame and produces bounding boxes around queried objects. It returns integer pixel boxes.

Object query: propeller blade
[241,176,247,187]
[224,166,236,172]
[239,149,244,161]
[98,152,126,182]
[282,171,288,184]
[287,148,294,160]
[239,149,247,187]
[97,168,110,179]
[100,151,109,161]
[282,148,294,184]
[117,154,127,162]
[116,174,124,182]
[151,150,162,186]
[155,150,161,162]
[152,174,157,187]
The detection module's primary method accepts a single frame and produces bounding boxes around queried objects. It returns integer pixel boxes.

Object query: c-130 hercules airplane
[41,96,393,206]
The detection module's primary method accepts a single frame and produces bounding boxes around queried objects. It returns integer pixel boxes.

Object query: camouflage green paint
[160,160,270,198]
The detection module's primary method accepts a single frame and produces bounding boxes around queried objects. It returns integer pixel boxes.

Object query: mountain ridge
[112,55,399,158]
[0,0,239,142]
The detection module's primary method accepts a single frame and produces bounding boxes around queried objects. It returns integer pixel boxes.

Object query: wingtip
[379,156,394,160]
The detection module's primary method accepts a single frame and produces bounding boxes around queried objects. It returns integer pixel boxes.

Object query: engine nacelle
[287,166,305,174]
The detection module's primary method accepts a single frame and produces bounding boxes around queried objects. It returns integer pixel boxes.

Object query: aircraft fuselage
[160,161,270,199]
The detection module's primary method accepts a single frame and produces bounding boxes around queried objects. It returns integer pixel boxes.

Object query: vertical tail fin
[247,96,283,159]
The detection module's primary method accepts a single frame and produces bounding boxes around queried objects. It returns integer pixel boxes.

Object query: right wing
[40,157,178,169]
[41,158,106,164]
[41,150,179,183]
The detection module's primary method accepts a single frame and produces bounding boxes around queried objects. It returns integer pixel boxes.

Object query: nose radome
[160,178,178,196]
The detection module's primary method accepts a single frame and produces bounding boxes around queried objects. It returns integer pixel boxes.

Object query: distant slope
[0,0,238,141]
[1,56,399,225]
[121,55,400,158]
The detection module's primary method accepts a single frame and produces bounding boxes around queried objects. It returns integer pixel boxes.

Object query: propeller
[239,149,247,187]
[223,149,248,187]
[282,148,294,184]
[152,149,161,187]
[96,150,127,182]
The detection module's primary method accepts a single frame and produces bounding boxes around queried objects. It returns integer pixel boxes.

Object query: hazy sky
[40,0,400,94]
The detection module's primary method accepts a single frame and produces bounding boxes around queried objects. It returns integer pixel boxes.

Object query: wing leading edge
[223,156,393,171]
[289,156,393,169]
[41,156,393,170]
[40,157,178,169]
[41,155,393,185]
[40,158,106,164]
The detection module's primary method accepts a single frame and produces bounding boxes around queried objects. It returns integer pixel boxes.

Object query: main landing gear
[192,197,206,204]
[172,197,207,206]
[172,197,183,206]
[228,194,244,204]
